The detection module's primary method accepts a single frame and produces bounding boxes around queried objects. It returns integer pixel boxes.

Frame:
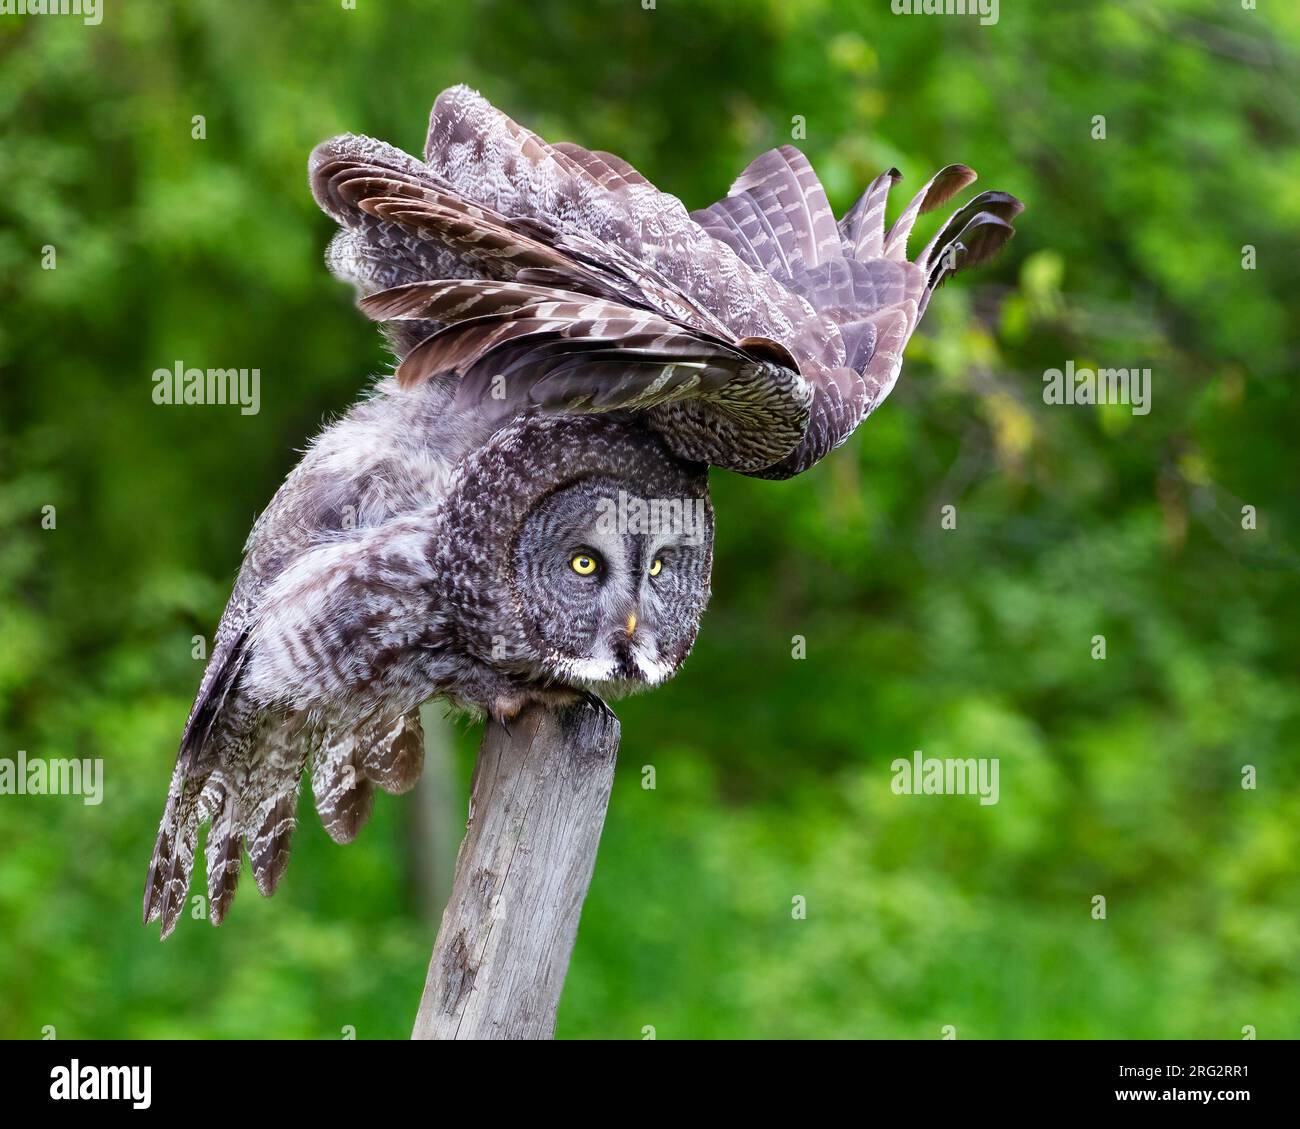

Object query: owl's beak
[625,612,638,637]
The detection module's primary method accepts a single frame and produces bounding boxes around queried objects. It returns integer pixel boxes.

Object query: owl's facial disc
[511,475,713,696]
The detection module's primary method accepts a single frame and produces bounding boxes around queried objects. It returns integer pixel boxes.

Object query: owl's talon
[489,694,526,728]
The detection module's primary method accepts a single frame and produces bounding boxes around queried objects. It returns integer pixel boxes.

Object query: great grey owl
[145,85,1021,937]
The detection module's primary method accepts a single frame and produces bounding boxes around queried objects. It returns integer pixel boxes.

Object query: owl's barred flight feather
[314,84,1019,475]
[145,86,1020,937]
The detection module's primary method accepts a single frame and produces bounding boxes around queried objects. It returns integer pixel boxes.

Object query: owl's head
[511,469,712,694]
[439,416,713,702]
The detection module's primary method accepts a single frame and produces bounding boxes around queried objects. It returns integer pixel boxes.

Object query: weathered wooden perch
[411,696,620,1040]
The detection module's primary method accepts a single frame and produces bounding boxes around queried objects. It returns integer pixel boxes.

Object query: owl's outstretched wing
[143,524,439,939]
[311,84,1021,474]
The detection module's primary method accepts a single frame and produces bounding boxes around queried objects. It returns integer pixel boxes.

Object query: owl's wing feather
[143,627,253,936]
[312,134,740,351]
[422,86,831,351]
[144,524,441,939]
[319,92,838,471]
[728,158,1019,476]
[694,145,842,278]
[312,712,424,846]
[314,84,1020,475]
[311,137,649,356]
[360,278,809,469]
[423,86,1020,476]
[881,164,979,260]
[837,168,901,259]
[691,191,794,279]
[549,141,651,191]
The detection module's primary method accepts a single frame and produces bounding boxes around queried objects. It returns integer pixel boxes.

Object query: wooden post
[411,696,620,1040]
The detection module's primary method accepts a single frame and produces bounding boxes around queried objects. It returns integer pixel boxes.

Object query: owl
[144,85,1021,937]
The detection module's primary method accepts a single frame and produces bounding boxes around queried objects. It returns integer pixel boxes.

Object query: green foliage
[2,0,1297,1039]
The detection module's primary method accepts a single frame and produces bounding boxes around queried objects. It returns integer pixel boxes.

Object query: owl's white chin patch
[549,648,673,692]
[631,650,673,685]
[557,656,620,684]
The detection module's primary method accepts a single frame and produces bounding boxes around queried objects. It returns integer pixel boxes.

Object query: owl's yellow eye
[570,553,598,576]
[648,558,663,577]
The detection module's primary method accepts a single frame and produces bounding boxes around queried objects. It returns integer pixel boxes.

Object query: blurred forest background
[2,0,1298,1039]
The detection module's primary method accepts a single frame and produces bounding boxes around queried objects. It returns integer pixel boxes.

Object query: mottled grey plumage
[145,85,1020,937]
